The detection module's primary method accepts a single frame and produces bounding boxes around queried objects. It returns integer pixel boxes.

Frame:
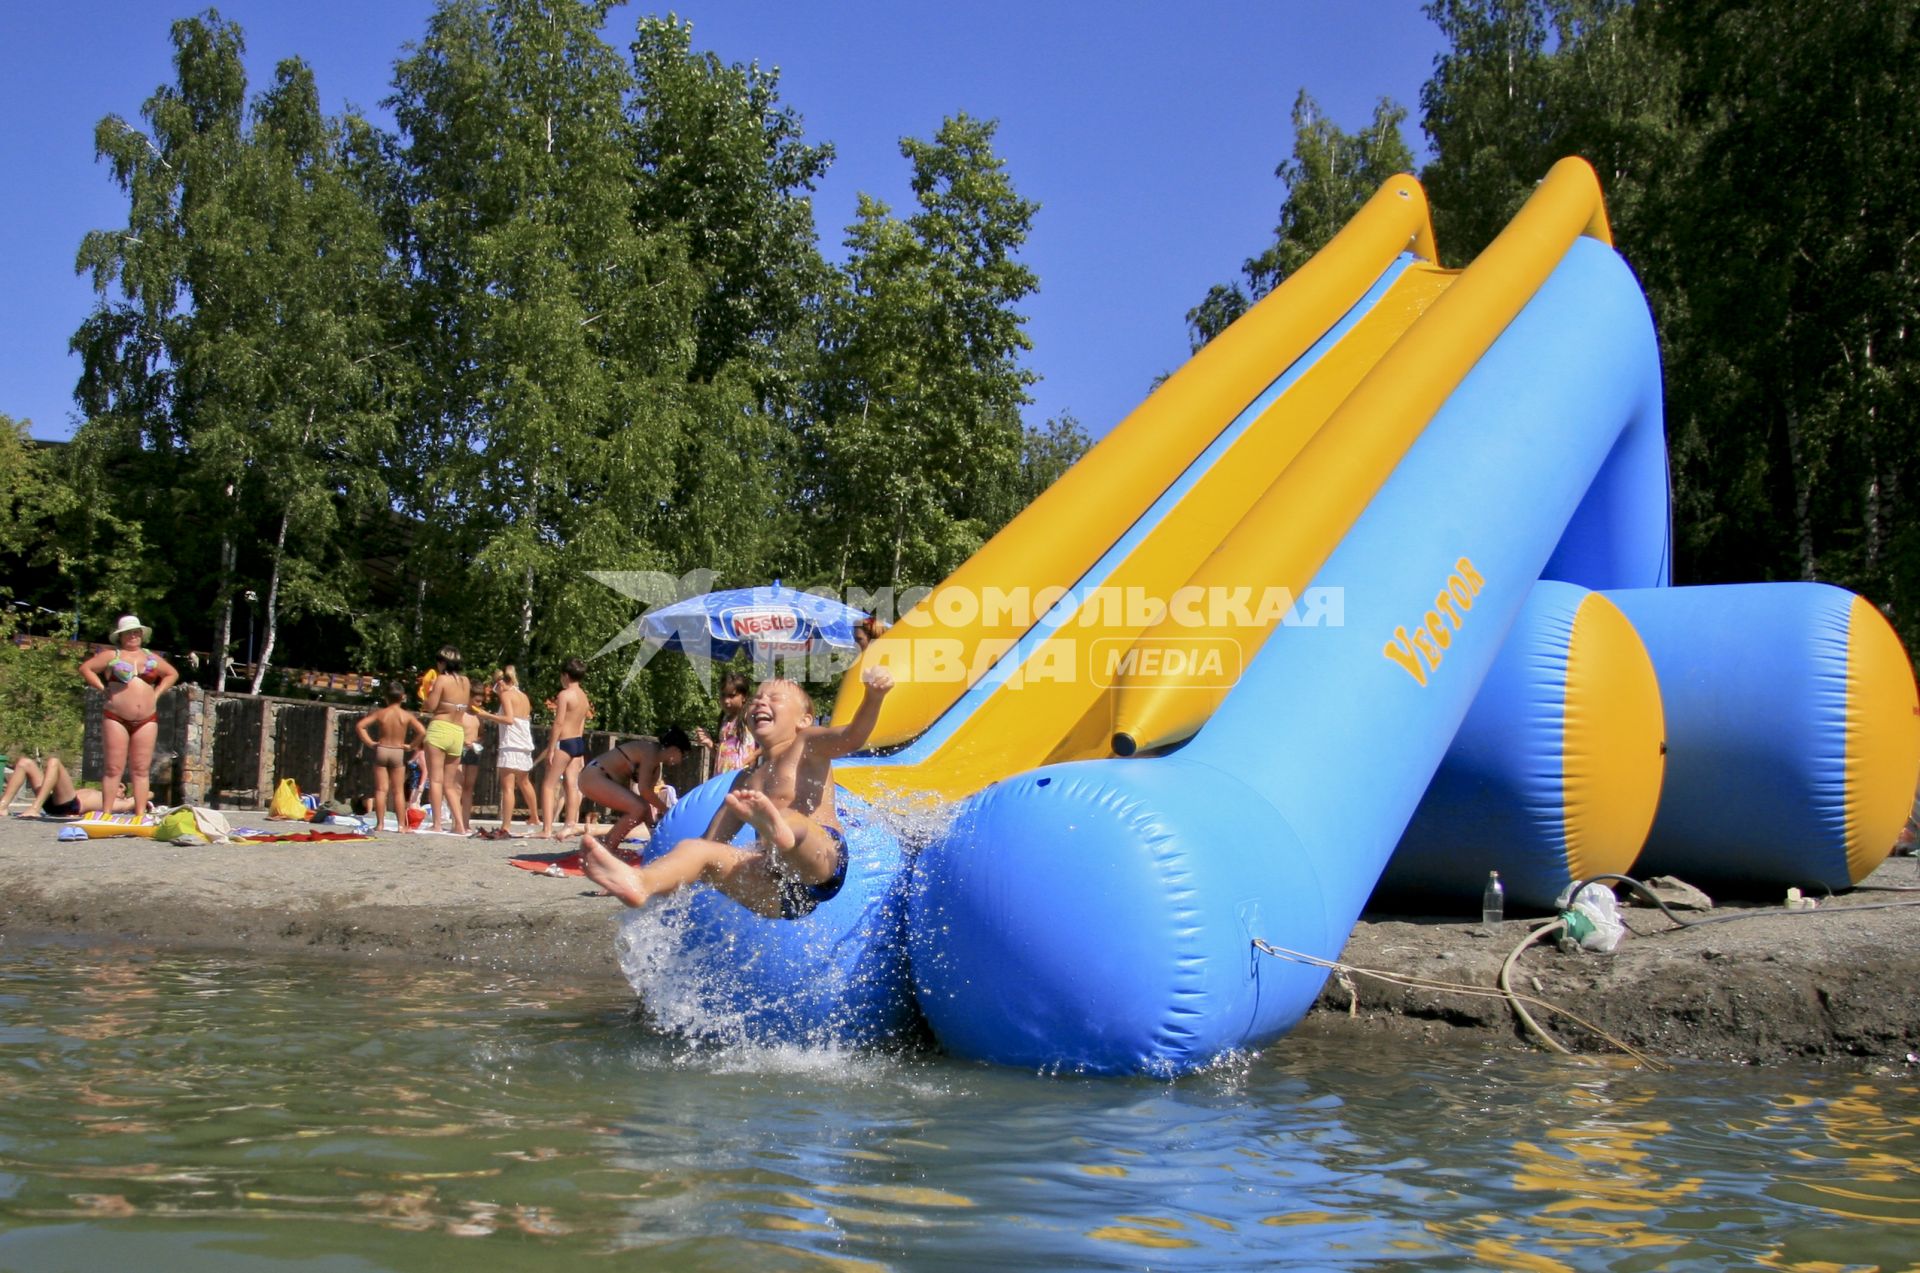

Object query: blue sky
[2,2,1445,444]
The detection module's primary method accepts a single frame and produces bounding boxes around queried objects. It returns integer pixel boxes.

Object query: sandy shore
[2,810,1917,1067]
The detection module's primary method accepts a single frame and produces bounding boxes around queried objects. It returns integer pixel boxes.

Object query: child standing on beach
[581,666,892,920]
[482,666,539,838]
[694,671,757,775]
[539,659,591,839]
[420,647,474,835]
[354,684,426,833]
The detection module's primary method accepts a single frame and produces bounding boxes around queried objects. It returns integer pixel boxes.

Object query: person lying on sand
[581,667,893,920]
[2,754,144,819]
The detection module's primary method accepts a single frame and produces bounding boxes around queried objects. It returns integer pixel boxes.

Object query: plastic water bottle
[1482,871,1505,930]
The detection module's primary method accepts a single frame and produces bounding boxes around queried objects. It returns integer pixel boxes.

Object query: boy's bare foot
[725,790,796,851]
[580,835,648,907]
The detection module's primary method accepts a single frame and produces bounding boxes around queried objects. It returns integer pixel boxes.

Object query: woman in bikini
[577,727,691,850]
[419,646,474,835]
[79,615,178,820]
[354,683,426,833]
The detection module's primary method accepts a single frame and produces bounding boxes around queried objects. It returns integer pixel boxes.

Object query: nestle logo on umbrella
[726,608,803,640]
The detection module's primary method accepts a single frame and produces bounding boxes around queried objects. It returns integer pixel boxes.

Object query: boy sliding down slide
[582,667,893,920]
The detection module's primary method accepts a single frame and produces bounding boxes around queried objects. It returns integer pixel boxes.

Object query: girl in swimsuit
[420,645,474,835]
[79,615,178,820]
[694,672,758,775]
[354,683,427,833]
[578,727,691,850]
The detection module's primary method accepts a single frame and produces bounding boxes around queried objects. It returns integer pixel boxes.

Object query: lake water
[1,941,1917,1271]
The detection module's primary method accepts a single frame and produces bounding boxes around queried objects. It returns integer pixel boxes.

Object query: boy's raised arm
[809,666,894,759]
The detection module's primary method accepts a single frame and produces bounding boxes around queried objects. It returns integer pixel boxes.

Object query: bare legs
[6,758,126,818]
[373,758,409,832]
[0,758,38,812]
[539,750,583,838]
[101,716,130,815]
[126,721,156,816]
[577,767,650,848]
[497,766,537,834]
[579,791,840,918]
[424,746,454,833]
[457,758,476,832]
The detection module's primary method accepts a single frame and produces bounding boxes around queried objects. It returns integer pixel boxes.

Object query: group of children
[7,634,898,926]
[352,650,902,926]
[352,649,695,842]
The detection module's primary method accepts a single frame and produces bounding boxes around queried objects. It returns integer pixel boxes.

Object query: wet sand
[2,811,1916,1067]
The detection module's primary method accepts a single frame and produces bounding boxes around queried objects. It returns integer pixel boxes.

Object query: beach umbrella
[636,581,868,664]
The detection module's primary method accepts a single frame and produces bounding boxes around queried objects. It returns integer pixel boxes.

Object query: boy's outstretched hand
[862,665,895,696]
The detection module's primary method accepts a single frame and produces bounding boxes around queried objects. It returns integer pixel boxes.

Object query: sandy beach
[2,810,1917,1067]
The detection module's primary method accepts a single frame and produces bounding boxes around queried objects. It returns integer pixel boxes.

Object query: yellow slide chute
[833,159,1613,804]
[838,175,1437,747]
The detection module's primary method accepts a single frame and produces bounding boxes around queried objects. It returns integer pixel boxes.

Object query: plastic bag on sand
[1560,883,1624,953]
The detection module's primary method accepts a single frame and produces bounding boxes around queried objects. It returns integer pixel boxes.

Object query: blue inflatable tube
[614,775,917,1046]
[910,237,1666,1073]
[1602,584,1920,892]
[1383,581,1666,912]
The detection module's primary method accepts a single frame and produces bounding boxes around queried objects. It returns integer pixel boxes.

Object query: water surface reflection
[0,947,1914,1270]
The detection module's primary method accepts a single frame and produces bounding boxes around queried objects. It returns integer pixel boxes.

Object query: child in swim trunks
[539,658,592,839]
[355,684,426,833]
[1,753,140,819]
[581,666,893,920]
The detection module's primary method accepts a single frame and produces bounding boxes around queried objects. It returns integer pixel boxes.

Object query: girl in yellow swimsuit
[419,646,473,835]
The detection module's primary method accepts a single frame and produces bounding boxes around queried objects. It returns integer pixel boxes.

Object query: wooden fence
[83,686,712,812]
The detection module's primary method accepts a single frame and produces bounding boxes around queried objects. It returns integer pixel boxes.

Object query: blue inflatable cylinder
[1603,583,1920,891]
[1384,581,1666,911]
[911,238,1665,1073]
[614,775,917,1046]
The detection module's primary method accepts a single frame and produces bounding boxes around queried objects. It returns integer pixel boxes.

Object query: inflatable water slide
[636,158,1920,1075]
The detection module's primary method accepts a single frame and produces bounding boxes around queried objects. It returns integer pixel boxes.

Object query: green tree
[388,0,707,726]
[1188,92,1414,348]
[75,14,403,689]
[72,12,251,670]
[222,60,403,692]
[811,113,1039,590]
[624,14,830,597]
[1647,0,1920,643]
[1418,0,1557,263]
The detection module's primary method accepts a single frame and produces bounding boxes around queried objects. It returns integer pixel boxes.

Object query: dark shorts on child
[557,736,587,759]
[775,825,848,921]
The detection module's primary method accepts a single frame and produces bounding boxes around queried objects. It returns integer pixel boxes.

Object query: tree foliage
[28,1,1062,734]
[1188,93,1414,349]
[1194,0,1920,654]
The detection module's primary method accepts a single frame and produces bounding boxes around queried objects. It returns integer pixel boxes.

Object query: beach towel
[508,847,641,877]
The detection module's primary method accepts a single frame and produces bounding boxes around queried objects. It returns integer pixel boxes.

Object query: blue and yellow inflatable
[622,159,1920,1074]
